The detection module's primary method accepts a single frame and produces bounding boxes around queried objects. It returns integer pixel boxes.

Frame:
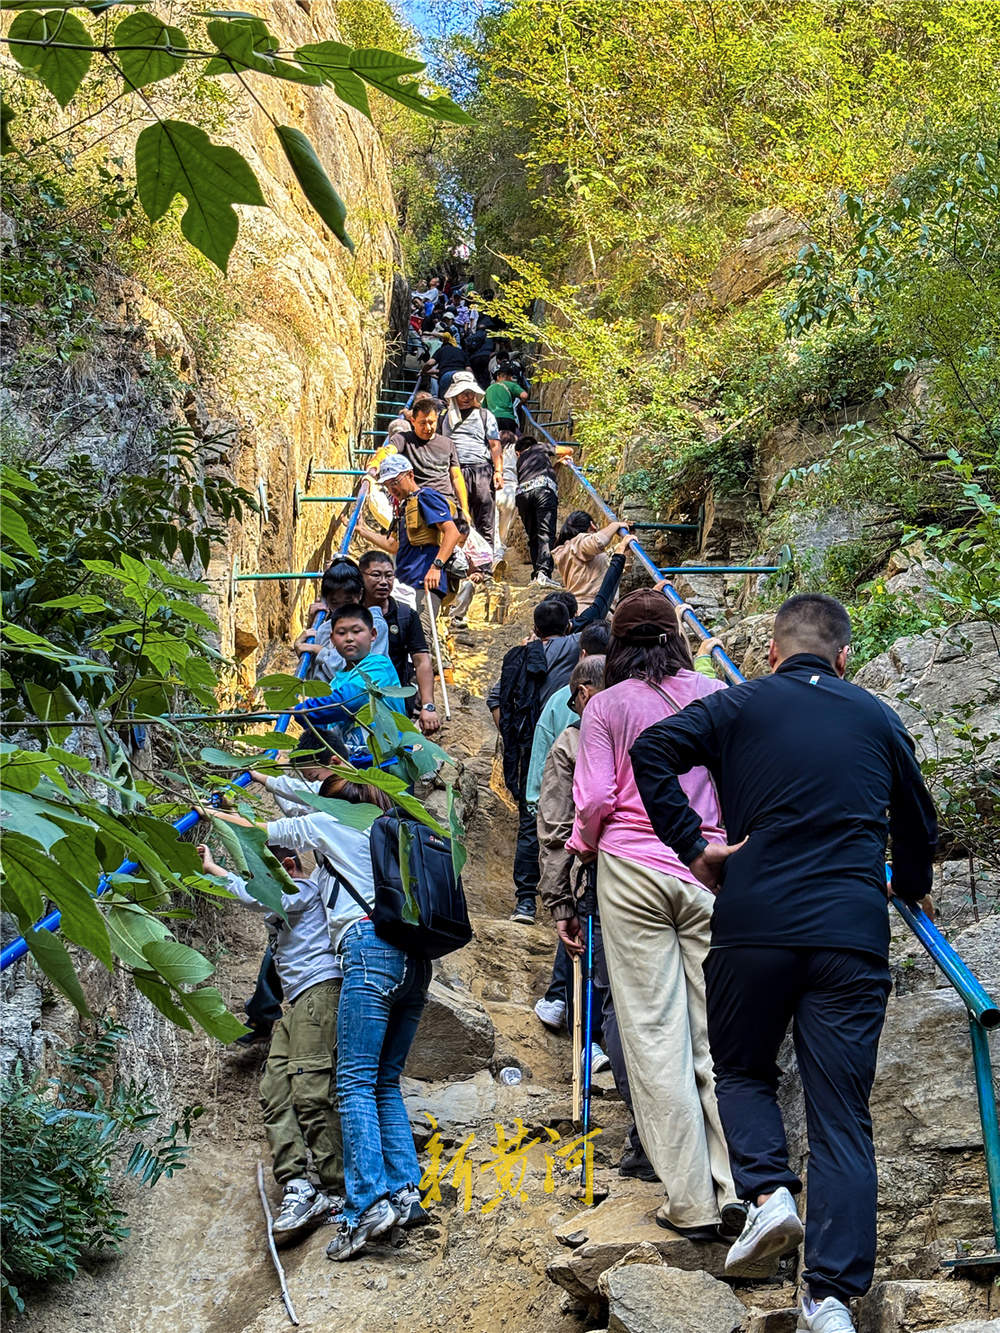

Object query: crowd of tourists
[195,271,939,1333]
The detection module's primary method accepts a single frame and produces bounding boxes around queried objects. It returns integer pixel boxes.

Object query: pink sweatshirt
[568,671,727,883]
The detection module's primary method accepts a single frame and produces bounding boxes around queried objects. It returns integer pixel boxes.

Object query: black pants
[461,462,495,540]
[705,946,891,1303]
[516,487,558,577]
[513,797,540,904]
[245,946,284,1031]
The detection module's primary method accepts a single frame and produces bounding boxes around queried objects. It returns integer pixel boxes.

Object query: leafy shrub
[0,1024,202,1315]
[846,581,940,671]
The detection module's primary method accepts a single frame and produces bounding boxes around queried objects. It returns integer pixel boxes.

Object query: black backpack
[497,639,549,801]
[329,813,472,961]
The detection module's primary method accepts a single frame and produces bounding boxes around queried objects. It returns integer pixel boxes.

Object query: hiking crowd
[194,273,939,1333]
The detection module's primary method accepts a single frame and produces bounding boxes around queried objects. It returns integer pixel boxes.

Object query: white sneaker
[532,573,561,588]
[390,1184,429,1228]
[325,1196,398,1262]
[271,1178,329,1245]
[589,1043,611,1074]
[724,1185,804,1277]
[534,996,566,1030]
[797,1296,855,1332]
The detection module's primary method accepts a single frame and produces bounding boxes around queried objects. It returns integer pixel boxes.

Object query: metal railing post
[969,1018,1000,1250]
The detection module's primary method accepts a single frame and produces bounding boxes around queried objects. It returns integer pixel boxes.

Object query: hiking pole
[424,591,451,720]
[571,953,583,1122]
[577,861,599,1201]
[256,1161,299,1326]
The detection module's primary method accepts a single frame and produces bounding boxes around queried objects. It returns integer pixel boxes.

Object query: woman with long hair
[567,589,740,1242]
[552,510,631,613]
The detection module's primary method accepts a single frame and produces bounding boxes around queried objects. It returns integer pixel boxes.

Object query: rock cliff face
[4,0,400,688]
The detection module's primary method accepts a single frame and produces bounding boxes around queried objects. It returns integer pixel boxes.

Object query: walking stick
[425,586,452,720]
[256,1161,299,1326]
[576,861,599,1201]
[571,953,583,1122]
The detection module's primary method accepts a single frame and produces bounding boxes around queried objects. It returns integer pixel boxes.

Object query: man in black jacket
[630,593,937,1333]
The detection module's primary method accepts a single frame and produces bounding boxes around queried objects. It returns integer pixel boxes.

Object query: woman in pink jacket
[568,589,740,1241]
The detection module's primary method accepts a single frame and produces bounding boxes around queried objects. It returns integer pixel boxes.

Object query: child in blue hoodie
[293,604,400,760]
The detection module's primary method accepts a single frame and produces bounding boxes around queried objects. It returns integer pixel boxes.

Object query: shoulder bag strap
[317,852,372,916]
[643,678,685,713]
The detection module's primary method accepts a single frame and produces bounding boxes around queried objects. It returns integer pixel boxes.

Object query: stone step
[857,1278,996,1333]
[546,1188,781,1301]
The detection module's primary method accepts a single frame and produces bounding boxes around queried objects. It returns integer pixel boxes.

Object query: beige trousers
[597,849,736,1228]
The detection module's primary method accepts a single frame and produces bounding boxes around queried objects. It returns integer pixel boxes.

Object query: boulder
[853,622,1000,770]
[705,207,809,311]
[922,1324,1000,1333]
[601,1264,747,1333]
[405,978,495,1081]
[547,1190,745,1300]
[857,1279,995,1333]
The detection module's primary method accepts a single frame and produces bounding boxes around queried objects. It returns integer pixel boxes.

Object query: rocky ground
[7,561,1000,1333]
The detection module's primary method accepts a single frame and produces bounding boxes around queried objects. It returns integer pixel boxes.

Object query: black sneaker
[618,1149,659,1183]
[509,898,536,924]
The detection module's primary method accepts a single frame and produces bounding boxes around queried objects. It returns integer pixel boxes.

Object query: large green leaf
[106,900,171,969]
[274,787,382,830]
[350,47,471,126]
[0,787,72,849]
[204,17,320,85]
[0,832,45,926]
[1,506,40,557]
[47,874,112,970]
[207,816,296,917]
[180,986,248,1042]
[114,11,186,89]
[134,120,265,273]
[274,124,354,253]
[7,8,93,108]
[447,784,468,880]
[25,926,91,1016]
[133,973,193,1031]
[294,41,371,119]
[23,680,80,743]
[142,938,213,987]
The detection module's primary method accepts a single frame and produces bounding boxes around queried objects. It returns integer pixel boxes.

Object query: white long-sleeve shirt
[264,773,321,816]
[265,808,376,954]
[225,871,340,1003]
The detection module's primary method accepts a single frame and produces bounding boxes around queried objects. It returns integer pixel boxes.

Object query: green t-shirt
[484,380,521,421]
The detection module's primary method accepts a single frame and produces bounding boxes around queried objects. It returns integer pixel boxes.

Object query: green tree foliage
[1,1023,202,1314]
[1,2,469,272]
[457,0,998,305]
[336,0,469,277]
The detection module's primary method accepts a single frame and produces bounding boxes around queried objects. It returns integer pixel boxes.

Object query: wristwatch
[421,703,437,712]
[432,558,445,570]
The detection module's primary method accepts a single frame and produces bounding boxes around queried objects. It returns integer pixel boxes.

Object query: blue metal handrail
[521,401,999,1250]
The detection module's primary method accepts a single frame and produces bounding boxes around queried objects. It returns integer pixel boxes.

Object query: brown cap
[611,589,680,643]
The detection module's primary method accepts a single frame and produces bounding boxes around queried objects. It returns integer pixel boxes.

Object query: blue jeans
[337,920,431,1225]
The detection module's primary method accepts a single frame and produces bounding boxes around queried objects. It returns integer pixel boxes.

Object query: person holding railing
[631,592,938,1333]
[567,590,741,1240]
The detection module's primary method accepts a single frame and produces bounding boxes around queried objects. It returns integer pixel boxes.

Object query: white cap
[377,452,414,483]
